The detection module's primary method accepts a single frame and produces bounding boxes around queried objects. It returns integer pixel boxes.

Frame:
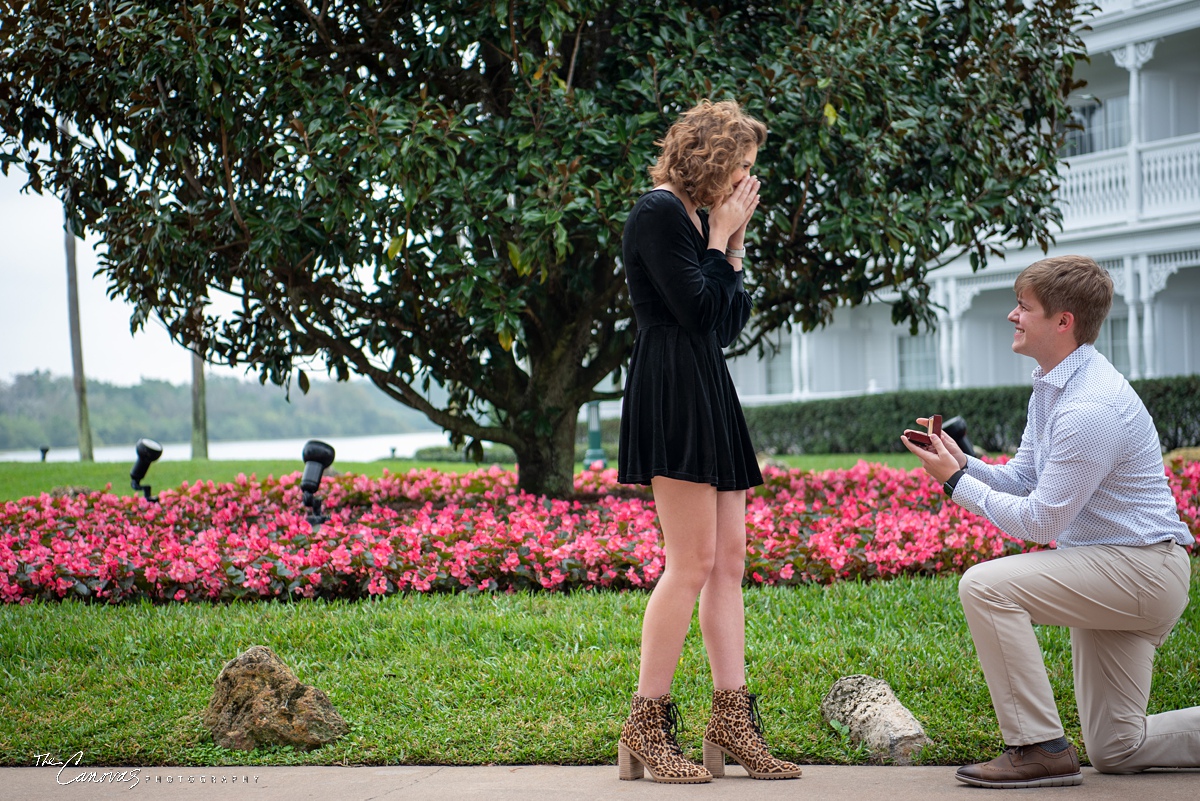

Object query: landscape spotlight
[130,437,163,502]
[300,439,336,530]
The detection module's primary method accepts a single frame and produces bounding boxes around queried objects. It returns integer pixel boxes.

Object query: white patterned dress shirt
[952,344,1194,548]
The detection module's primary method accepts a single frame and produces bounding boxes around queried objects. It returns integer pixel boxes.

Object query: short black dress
[617,189,764,491]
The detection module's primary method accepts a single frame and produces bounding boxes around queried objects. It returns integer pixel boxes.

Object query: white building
[727,0,1200,404]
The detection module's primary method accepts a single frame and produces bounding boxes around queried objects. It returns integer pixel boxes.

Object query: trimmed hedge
[1135,376,1200,454]
[743,374,1200,455]
[413,444,518,463]
[415,443,620,464]
[576,417,623,448]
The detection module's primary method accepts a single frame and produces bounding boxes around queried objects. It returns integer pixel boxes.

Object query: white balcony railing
[1058,149,1128,226]
[1142,132,1200,216]
[1058,132,1200,229]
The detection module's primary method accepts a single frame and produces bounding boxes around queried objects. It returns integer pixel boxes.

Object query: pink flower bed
[1,460,1196,604]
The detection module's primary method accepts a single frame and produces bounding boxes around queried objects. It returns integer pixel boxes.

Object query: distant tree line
[0,372,435,451]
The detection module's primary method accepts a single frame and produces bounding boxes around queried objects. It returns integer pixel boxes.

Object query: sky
[0,168,245,387]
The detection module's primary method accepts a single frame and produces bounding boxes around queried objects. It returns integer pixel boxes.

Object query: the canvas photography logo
[32,751,259,791]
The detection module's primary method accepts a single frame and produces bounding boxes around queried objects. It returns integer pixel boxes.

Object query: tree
[63,184,94,462]
[191,348,209,459]
[0,0,1091,495]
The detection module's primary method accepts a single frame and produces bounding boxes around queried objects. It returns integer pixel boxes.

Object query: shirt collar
[1032,344,1095,389]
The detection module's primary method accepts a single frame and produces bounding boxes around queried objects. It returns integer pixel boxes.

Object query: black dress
[617,189,763,491]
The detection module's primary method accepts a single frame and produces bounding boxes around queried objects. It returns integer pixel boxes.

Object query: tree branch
[566,24,582,90]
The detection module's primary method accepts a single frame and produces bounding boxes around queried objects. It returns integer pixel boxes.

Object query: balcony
[1058,132,1200,229]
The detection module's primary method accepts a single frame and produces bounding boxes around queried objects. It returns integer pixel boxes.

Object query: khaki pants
[958,541,1199,772]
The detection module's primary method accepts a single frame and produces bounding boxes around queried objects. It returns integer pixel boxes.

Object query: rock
[202,646,348,751]
[819,674,931,764]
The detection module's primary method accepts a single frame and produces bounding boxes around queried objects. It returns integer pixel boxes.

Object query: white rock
[819,674,931,764]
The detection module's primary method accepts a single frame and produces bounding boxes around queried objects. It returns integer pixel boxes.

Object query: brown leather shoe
[956,744,1083,788]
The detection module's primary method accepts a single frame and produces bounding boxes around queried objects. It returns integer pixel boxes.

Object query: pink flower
[0,461,1193,603]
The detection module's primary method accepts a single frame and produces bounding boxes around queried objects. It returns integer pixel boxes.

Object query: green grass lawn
[773,452,923,472]
[2,565,1198,768]
[0,459,504,503]
[0,454,921,502]
[4,455,1193,769]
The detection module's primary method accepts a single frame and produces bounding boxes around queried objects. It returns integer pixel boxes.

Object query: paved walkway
[3,764,1198,800]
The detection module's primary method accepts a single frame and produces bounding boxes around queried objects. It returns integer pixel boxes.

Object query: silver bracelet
[725,247,746,259]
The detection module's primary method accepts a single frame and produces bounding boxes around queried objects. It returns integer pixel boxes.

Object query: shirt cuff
[965,454,987,471]
[950,473,989,516]
[962,454,996,483]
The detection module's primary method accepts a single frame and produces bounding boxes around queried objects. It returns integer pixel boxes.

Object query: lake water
[0,430,454,464]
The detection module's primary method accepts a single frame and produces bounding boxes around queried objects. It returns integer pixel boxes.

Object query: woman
[616,100,801,784]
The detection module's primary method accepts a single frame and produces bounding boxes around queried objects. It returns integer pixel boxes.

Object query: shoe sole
[955,771,1083,789]
[702,739,803,780]
[618,742,712,784]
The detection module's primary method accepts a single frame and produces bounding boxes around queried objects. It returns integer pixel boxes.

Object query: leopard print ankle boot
[702,685,803,779]
[618,693,712,783]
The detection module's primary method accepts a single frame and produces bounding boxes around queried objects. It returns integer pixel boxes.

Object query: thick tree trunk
[191,349,208,459]
[64,207,93,462]
[512,406,581,497]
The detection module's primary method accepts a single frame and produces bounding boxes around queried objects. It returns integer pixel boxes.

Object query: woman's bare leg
[637,476,718,697]
[699,489,747,690]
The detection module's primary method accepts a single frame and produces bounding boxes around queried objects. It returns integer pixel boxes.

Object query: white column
[790,327,803,399]
[952,316,965,388]
[1112,41,1158,221]
[1142,301,1156,378]
[1185,310,1194,375]
[945,277,965,388]
[1124,256,1141,379]
[798,330,811,399]
[936,278,952,389]
[1138,255,1156,378]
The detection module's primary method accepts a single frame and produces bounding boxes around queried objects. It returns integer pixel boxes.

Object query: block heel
[617,742,644,781]
[702,739,727,777]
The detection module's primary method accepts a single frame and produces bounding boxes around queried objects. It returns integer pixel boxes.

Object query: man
[902,255,1197,789]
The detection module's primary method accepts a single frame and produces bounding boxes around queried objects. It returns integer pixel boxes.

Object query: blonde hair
[1013,255,1113,345]
[648,100,767,209]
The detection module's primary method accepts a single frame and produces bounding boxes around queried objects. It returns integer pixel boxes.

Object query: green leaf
[387,236,404,260]
[506,241,528,276]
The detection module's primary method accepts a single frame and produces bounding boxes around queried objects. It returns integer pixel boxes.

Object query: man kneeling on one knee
[902,255,1197,789]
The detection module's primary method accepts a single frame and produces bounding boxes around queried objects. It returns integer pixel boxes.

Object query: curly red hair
[649,100,767,209]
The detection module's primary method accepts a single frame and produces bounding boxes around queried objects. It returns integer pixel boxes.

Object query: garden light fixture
[943,416,977,459]
[301,439,335,531]
[130,437,163,502]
